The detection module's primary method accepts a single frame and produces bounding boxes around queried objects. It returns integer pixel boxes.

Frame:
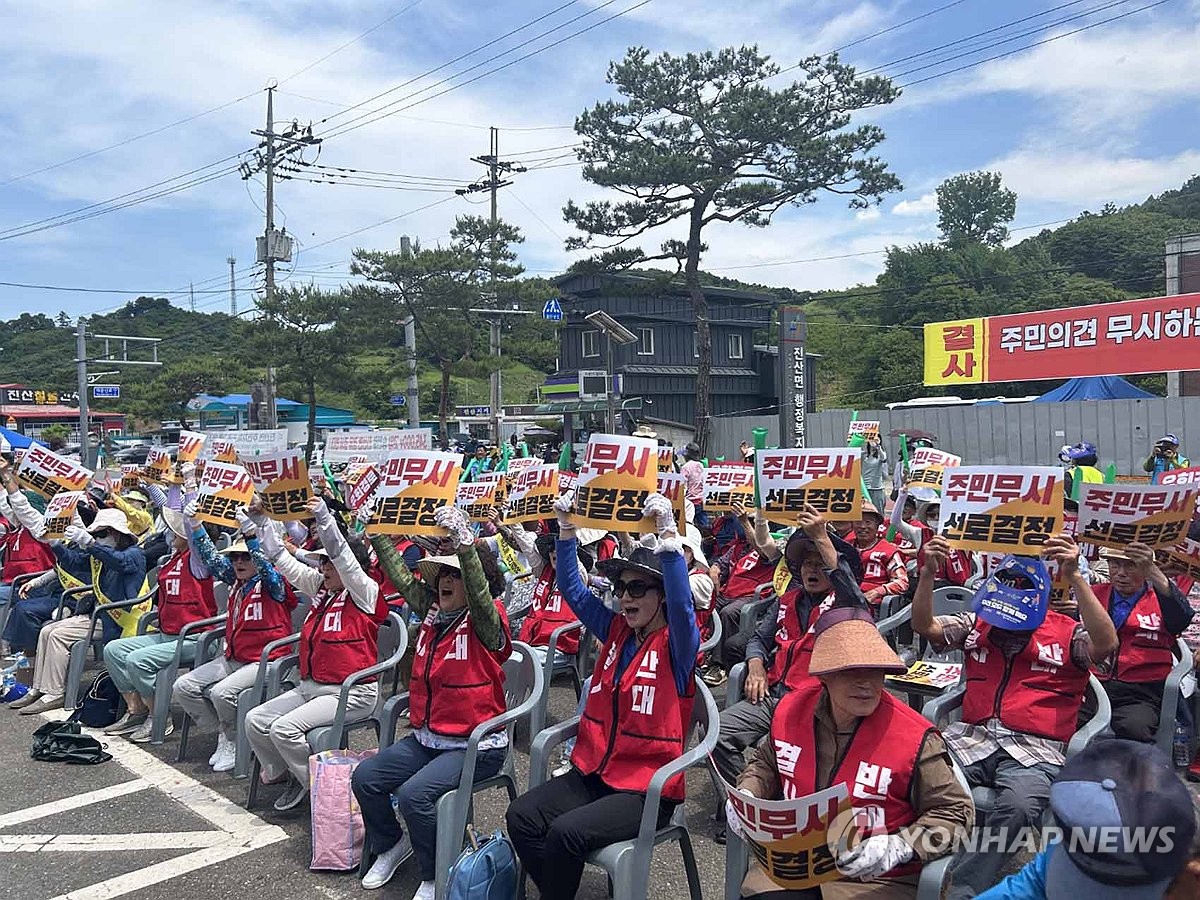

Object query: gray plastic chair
[737,582,777,634]
[700,607,723,656]
[0,567,52,641]
[1155,637,1193,759]
[528,676,718,900]
[528,620,585,738]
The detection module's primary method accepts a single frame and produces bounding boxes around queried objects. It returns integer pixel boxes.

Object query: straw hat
[1100,545,1134,562]
[807,607,906,676]
[162,507,186,539]
[87,507,135,538]
[631,424,658,440]
[416,554,463,584]
[220,539,251,555]
[860,500,882,520]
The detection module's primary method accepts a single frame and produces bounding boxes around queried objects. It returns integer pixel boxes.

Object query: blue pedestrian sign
[542,298,564,321]
[389,394,407,407]
[93,385,120,399]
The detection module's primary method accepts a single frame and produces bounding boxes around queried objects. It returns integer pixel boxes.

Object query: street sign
[455,406,491,417]
[93,385,120,399]
[389,394,407,407]
[542,298,564,321]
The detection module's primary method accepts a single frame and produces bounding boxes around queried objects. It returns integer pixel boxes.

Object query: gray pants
[245,678,377,785]
[948,749,1058,898]
[171,656,259,741]
[712,693,780,784]
[32,615,96,700]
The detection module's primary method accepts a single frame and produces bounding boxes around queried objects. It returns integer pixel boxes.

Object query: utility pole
[227,256,237,316]
[189,283,195,312]
[260,87,278,431]
[399,235,420,428]
[74,325,162,469]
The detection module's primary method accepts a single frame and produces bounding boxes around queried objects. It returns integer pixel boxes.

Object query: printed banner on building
[242,449,312,521]
[846,420,880,442]
[719,772,849,892]
[905,448,962,501]
[177,430,206,465]
[325,429,433,464]
[1076,482,1196,549]
[755,448,862,524]
[507,464,561,524]
[1167,539,1200,580]
[703,463,756,513]
[938,466,1063,553]
[367,450,461,537]
[456,480,498,523]
[925,292,1200,385]
[42,491,84,541]
[17,445,93,499]
[345,465,380,512]
[203,428,289,459]
[571,434,658,531]
[194,461,256,528]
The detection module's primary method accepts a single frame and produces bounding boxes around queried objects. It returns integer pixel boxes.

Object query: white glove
[180,462,196,481]
[434,505,474,548]
[64,524,93,548]
[310,497,333,526]
[724,799,746,841]
[234,507,257,537]
[642,492,674,534]
[356,500,376,526]
[182,499,199,520]
[554,490,576,529]
[836,834,913,881]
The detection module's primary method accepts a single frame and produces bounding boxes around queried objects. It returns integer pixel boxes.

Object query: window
[637,327,654,356]
[582,329,600,358]
[729,333,744,359]
[692,331,699,359]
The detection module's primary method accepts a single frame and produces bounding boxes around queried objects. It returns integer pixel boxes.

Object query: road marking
[0,832,227,852]
[0,781,151,829]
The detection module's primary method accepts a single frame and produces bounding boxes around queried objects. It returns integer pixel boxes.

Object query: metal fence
[710,398,1200,476]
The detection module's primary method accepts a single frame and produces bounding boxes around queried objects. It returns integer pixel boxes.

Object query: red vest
[1095,584,1175,683]
[156,550,217,636]
[572,618,695,801]
[767,589,837,690]
[519,565,581,655]
[2,524,56,582]
[224,579,299,664]
[858,539,903,594]
[961,613,1089,743]
[772,681,930,877]
[914,522,971,586]
[300,587,388,684]
[408,599,511,738]
[723,549,776,600]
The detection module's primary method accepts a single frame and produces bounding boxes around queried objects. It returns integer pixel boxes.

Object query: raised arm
[434,506,504,651]
[912,535,948,645]
[1044,534,1117,663]
[312,498,378,614]
[552,491,614,638]
[370,533,435,617]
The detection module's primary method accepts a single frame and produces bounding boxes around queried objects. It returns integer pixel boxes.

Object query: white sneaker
[362,834,413,890]
[211,741,237,773]
[208,734,229,766]
[411,881,435,900]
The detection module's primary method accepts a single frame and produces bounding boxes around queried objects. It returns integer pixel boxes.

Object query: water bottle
[1174,718,1192,768]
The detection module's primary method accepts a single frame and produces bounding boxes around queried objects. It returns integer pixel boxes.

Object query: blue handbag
[446,826,518,900]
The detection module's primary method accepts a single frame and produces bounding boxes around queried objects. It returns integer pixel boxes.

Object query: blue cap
[1159,433,1180,446]
[1066,441,1097,460]
[972,555,1050,631]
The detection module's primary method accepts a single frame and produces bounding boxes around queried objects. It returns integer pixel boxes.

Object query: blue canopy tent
[1033,375,1157,402]
[0,425,39,450]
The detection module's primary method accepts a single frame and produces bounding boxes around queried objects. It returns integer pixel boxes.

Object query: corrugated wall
[711,399,1200,475]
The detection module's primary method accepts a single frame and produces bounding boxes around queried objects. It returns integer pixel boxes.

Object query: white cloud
[855,207,882,221]
[891,193,937,216]
[987,148,1200,207]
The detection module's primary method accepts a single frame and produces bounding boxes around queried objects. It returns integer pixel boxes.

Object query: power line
[277,0,427,85]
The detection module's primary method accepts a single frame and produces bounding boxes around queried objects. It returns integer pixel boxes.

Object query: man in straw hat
[101,506,218,742]
[853,500,908,613]
[913,533,1118,899]
[730,606,973,898]
[1086,542,1194,743]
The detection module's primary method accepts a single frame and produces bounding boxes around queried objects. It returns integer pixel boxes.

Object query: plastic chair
[528,676,718,900]
[699,608,723,656]
[737,582,776,634]
[0,568,53,640]
[246,609,409,810]
[1154,637,1193,759]
[528,620,585,738]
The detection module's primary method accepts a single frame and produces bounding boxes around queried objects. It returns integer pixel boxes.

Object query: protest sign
[203,428,289,460]
[177,430,206,465]
[635,471,687,534]
[507,464,561,524]
[119,464,140,494]
[1076,482,1197,549]
[194,461,255,528]
[478,471,508,506]
[886,661,963,690]
[42,491,84,540]
[456,480,499,523]
[242,449,312,521]
[17,445,92,499]
[208,438,238,463]
[703,463,756,513]
[846,420,880,442]
[505,456,541,477]
[719,774,849,892]
[325,429,433,464]
[905,448,961,501]
[570,435,658,531]
[1168,539,1200,580]
[657,446,675,472]
[367,450,461,537]
[559,470,577,493]
[344,465,380,512]
[755,448,862,524]
[773,556,792,597]
[938,466,1063,553]
[142,447,177,485]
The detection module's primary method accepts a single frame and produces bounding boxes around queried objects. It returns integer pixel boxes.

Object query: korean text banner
[43,491,84,541]
[456,480,498,523]
[242,449,312,522]
[507,464,561,524]
[143,447,177,485]
[846,420,880,442]
[703,463,755,513]
[635,471,688,534]
[755,448,862,524]
[203,429,288,459]
[938,466,1063,553]
[345,465,380,512]
[926,292,1200,385]
[718,770,849,892]
[195,461,256,528]
[504,456,542,477]
[17,445,92,499]
[477,471,508,507]
[1076,482,1196,549]
[657,446,675,472]
[1168,538,1200,580]
[905,448,962,501]
[120,464,140,494]
[571,434,658,531]
[325,429,433,464]
[367,450,461,537]
[177,430,206,465]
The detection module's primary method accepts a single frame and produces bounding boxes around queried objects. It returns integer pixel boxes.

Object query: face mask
[95,535,118,548]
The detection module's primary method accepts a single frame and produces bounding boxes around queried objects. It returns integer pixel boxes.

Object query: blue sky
[2,0,1199,322]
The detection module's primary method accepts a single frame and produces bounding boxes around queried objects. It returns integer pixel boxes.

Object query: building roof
[622,365,759,378]
[555,271,778,304]
[190,393,302,411]
[535,398,644,415]
[5,406,124,419]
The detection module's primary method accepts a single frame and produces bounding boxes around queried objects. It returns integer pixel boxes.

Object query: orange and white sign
[243,449,312,522]
[42,491,85,540]
[194,461,256,528]
[366,450,461,537]
[636,471,687,534]
[17,445,92,499]
[1167,538,1200,580]
[905,448,961,501]
[1077,482,1196,550]
[177,430,206,465]
[938,466,1063,553]
[505,456,542,477]
[703,463,755,513]
[847,420,881,442]
[120,464,141,494]
[456,479,499,523]
[570,434,658,531]
[755,448,862,524]
[656,446,675,472]
[143,447,177,485]
[507,464,561,524]
[345,465,380,512]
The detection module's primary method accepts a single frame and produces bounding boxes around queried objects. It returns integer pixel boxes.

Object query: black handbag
[31,720,112,765]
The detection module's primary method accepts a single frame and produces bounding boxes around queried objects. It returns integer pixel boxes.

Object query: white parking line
[0,832,227,852]
[0,781,151,829]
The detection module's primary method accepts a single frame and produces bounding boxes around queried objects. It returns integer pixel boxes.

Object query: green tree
[123,357,250,429]
[936,170,1017,248]
[564,46,901,451]
[55,311,72,328]
[41,423,70,450]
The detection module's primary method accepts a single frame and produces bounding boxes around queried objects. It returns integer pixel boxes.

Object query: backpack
[445,827,518,900]
[31,720,112,765]
[71,670,126,728]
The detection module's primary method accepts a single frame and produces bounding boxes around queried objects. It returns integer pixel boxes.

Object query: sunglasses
[228,552,252,563]
[613,578,658,599]
[92,528,112,539]
[438,567,463,581]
